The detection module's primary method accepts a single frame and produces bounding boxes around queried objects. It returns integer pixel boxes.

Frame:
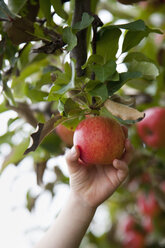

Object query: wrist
[69,190,97,215]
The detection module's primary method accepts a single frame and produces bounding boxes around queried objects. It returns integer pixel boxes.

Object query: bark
[71,0,91,77]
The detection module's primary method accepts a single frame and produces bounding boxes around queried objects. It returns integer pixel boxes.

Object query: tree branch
[70,0,91,77]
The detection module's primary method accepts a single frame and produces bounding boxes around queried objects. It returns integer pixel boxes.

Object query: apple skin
[142,216,153,233]
[123,230,145,248]
[73,116,125,165]
[137,191,160,217]
[136,107,165,148]
[56,124,74,146]
[121,215,136,233]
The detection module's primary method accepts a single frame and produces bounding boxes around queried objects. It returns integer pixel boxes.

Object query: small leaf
[24,84,48,102]
[126,61,159,80]
[64,98,81,115]
[62,27,77,51]
[39,0,51,24]
[58,99,65,114]
[26,190,38,212]
[115,19,146,31]
[121,20,162,53]
[107,71,142,96]
[72,12,94,31]
[50,60,76,97]
[0,138,30,174]
[50,0,68,20]
[122,30,148,53]
[96,28,121,63]
[8,0,27,14]
[91,60,116,82]
[123,52,153,63]
[104,99,145,122]
[0,0,16,20]
[89,84,108,102]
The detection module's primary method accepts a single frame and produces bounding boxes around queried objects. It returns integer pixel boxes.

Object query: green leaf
[8,0,27,14]
[58,99,65,114]
[107,71,142,96]
[54,60,76,95]
[126,61,159,80]
[123,52,154,63]
[0,138,30,174]
[89,84,108,102]
[105,19,162,33]
[91,60,116,82]
[39,0,52,24]
[96,28,121,63]
[121,20,162,53]
[0,99,8,113]
[33,23,51,41]
[62,27,77,51]
[41,132,62,155]
[64,98,81,116]
[115,19,146,31]
[72,12,94,31]
[0,131,14,145]
[24,84,48,102]
[12,58,49,87]
[0,0,16,20]
[50,0,68,20]
[122,30,148,53]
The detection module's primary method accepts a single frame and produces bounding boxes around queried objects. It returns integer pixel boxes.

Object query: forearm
[34,191,96,248]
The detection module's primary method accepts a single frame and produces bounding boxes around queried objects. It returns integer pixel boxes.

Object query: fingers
[65,146,81,174]
[113,159,129,182]
[113,159,128,172]
[122,139,134,164]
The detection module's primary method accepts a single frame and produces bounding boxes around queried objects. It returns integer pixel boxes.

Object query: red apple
[56,124,74,146]
[121,215,136,233]
[142,216,153,233]
[137,191,160,217]
[73,116,125,165]
[160,181,165,192]
[136,107,165,148]
[123,230,145,248]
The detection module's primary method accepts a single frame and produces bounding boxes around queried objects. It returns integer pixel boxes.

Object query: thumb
[65,146,81,174]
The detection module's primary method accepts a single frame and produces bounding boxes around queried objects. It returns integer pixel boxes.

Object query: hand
[65,139,134,209]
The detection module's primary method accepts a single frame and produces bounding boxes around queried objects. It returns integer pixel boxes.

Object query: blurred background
[0,0,165,247]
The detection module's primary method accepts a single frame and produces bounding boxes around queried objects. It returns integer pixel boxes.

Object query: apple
[137,191,160,217]
[136,107,165,148]
[56,124,74,146]
[123,230,145,248]
[121,215,136,233]
[142,216,153,233]
[73,116,125,165]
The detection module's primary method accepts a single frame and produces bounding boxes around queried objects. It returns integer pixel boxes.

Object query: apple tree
[0,0,165,247]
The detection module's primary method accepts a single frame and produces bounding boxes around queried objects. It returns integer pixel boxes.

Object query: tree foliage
[0,0,165,247]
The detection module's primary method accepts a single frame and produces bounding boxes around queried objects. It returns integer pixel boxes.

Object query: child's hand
[65,139,134,209]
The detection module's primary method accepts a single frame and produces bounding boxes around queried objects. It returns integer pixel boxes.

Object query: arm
[35,139,133,248]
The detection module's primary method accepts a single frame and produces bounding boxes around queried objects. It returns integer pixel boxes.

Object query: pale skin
[35,138,133,248]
